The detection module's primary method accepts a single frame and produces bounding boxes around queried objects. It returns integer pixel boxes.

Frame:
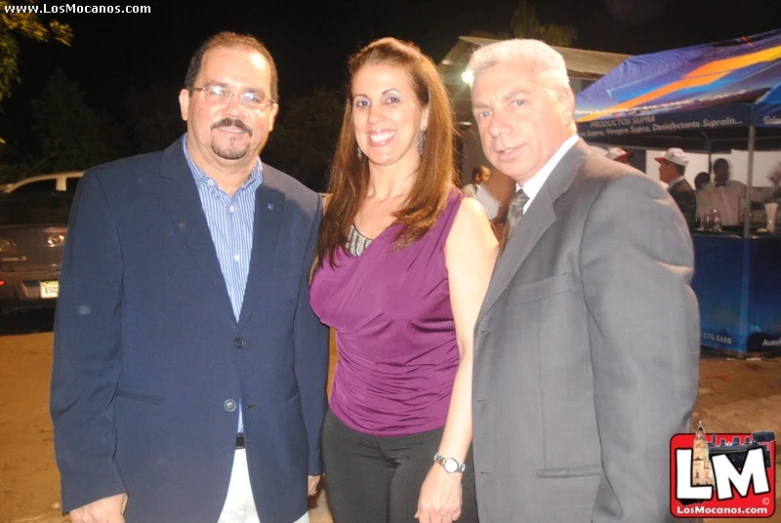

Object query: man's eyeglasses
[192,85,276,110]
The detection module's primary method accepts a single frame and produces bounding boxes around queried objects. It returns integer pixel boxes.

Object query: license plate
[40,280,59,299]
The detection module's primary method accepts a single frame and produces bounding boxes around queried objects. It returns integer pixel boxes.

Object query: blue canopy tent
[575,29,781,133]
[574,30,781,354]
[576,29,781,234]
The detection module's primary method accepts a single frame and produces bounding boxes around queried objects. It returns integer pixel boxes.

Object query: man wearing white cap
[656,148,696,230]
[605,146,634,165]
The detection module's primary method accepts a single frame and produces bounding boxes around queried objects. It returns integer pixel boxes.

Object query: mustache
[212,118,253,137]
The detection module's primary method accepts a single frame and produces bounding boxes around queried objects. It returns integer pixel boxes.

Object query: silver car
[0,193,71,313]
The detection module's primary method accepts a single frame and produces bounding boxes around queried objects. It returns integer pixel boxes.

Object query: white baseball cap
[655,148,689,167]
[605,147,633,162]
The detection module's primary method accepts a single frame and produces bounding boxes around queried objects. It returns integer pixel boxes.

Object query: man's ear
[267,103,280,133]
[558,87,576,127]
[178,89,190,122]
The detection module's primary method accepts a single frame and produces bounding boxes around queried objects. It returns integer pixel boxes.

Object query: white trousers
[217,449,310,523]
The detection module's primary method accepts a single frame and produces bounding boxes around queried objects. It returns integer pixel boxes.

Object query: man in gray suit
[468,39,700,522]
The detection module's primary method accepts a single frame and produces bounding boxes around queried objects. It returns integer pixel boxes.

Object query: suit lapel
[158,138,234,321]
[477,139,591,322]
[237,165,286,331]
[478,183,557,320]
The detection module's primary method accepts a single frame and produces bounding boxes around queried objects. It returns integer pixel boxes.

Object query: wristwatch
[433,453,466,473]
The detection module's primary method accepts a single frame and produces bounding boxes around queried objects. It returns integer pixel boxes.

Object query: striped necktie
[503,188,529,246]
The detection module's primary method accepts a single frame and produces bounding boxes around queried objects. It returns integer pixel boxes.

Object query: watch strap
[433,452,466,473]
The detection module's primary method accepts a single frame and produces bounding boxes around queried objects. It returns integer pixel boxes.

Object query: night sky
[1,0,780,162]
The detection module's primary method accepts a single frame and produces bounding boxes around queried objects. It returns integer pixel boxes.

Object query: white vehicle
[2,171,84,195]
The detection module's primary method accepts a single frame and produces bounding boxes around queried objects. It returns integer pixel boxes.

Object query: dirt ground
[0,313,779,523]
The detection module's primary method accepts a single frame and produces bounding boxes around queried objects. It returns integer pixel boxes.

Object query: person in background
[604,146,634,165]
[50,32,328,523]
[464,164,507,236]
[696,158,781,226]
[656,147,697,230]
[467,38,700,522]
[310,37,497,523]
[694,171,710,191]
[771,161,781,202]
[462,165,491,197]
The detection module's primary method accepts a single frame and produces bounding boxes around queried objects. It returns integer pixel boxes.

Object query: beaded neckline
[346,224,373,257]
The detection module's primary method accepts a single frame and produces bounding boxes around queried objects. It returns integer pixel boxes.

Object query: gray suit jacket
[472,140,700,522]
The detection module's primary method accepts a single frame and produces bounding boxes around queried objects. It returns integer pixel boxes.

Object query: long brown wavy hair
[314,37,459,271]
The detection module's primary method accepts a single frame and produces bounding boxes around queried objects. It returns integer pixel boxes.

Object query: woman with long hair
[310,38,497,523]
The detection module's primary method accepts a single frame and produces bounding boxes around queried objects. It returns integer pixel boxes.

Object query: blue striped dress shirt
[183,137,262,434]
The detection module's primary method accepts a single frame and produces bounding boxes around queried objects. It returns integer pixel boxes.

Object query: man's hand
[69,493,128,523]
[308,475,321,496]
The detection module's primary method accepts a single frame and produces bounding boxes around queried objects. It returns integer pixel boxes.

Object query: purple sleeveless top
[310,189,464,436]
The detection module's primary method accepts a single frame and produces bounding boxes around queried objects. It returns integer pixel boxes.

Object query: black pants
[322,409,479,523]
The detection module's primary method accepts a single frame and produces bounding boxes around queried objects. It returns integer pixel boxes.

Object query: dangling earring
[417,127,427,156]
[357,147,363,160]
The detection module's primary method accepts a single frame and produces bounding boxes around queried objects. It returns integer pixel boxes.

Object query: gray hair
[467,39,570,95]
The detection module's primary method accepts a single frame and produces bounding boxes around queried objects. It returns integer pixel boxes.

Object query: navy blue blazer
[51,137,329,523]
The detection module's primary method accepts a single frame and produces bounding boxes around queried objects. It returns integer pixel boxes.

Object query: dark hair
[674,163,686,176]
[472,165,489,182]
[694,171,710,189]
[713,158,729,171]
[184,31,279,103]
[315,37,458,270]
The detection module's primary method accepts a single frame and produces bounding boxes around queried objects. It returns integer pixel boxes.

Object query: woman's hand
[415,464,463,523]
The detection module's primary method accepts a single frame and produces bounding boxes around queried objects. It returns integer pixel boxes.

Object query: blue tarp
[575,29,781,142]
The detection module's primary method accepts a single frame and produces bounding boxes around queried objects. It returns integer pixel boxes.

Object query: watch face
[444,459,458,473]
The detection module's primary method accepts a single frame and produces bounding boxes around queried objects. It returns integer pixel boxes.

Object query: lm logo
[670,422,776,518]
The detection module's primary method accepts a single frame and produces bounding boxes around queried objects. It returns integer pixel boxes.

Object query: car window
[0,193,74,225]
[11,179,57,194]
[66,177,81,193]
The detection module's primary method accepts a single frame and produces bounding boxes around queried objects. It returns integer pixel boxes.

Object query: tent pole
[743,125,756,238]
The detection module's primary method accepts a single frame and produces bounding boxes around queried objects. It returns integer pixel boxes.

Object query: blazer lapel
[477,139,591,322]
[237,165,286,331]
[157,138,235,322]
[478,184,557,320]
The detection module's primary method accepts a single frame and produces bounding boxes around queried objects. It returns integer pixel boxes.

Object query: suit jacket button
[234,337,247,349]
[224,399,237,412]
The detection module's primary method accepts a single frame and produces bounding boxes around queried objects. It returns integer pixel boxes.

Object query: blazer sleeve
[50,170,126,512]
[580,174,700,522]
[671,189,697,231]
[293,194,329,475]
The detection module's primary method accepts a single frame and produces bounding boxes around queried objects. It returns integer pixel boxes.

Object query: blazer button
[224,399,237,412]
[234,337,248,349]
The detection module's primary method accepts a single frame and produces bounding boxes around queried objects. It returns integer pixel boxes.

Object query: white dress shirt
[519,134,580,213]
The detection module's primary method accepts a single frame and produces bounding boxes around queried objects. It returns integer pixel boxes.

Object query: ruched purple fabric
[310,189,464,436]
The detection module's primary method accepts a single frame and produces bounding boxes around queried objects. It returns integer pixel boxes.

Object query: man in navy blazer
[50,32,329,523]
